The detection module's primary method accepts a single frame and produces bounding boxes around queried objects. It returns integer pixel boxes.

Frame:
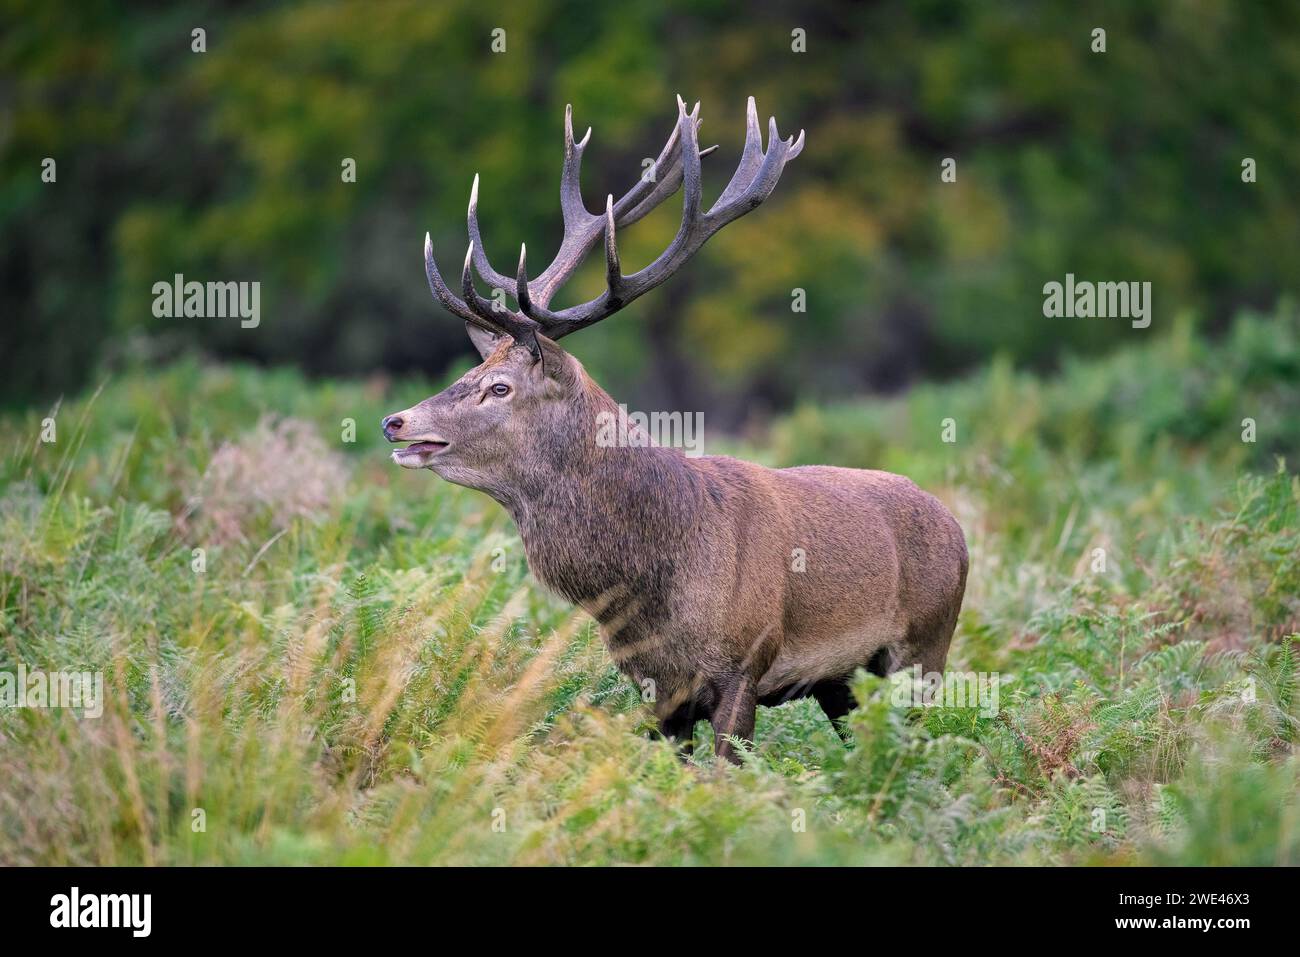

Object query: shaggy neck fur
[501,368,706,629]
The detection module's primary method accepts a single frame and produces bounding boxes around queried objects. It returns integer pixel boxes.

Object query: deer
[383,96,968,763]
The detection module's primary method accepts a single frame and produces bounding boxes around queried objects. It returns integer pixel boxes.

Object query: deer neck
[499,377,703,604]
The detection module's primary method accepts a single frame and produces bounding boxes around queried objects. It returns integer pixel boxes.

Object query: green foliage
[2,308,1297,864]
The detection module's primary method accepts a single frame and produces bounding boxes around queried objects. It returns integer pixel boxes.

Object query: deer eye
[489,382,511,398]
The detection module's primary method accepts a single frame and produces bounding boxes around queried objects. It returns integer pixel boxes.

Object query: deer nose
[381,414,404,440]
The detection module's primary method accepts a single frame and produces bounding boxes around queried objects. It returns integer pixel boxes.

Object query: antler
[425,96,804,359]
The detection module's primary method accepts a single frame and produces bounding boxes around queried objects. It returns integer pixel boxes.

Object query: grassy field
[2,307,1298,865]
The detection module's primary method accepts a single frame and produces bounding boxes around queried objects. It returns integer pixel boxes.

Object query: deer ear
[464,321,504,360]
[536,334,577,384]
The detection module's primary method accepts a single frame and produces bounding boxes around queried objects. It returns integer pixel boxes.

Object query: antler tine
[789,127,806,161]
[522,96,804,340]
[459,242,497,320]
[680,97,704,226]
[560,104,595,230]
[602,195,622,295]
[465,174,515,294]
[515,242,533,315]
[425,232,482,325]
[712,96,766,211]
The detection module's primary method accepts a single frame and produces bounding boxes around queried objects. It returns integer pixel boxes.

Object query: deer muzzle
[382,412,450,468]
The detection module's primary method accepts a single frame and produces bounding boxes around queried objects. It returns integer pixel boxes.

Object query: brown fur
[385,334,968,762]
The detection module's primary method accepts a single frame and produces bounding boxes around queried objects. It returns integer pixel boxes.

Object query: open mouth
[391,439,450,468]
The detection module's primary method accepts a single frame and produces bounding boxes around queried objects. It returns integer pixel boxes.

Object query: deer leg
[710,675,757,765]
[896,607,960,678]
[658,707,697,757]
[811,678,856,746]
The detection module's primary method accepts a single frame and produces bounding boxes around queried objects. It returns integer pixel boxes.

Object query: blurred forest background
[4,0,1298,424]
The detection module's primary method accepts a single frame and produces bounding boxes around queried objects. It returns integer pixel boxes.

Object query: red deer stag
[384,96,968,763]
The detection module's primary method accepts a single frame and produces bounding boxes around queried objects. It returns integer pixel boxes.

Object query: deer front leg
[710,674,757,765]
[658,709,697,757]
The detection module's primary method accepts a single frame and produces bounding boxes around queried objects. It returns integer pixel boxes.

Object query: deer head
[382,96,803,498]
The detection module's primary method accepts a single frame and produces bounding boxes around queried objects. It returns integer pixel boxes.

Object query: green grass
[2,307,1298,865]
